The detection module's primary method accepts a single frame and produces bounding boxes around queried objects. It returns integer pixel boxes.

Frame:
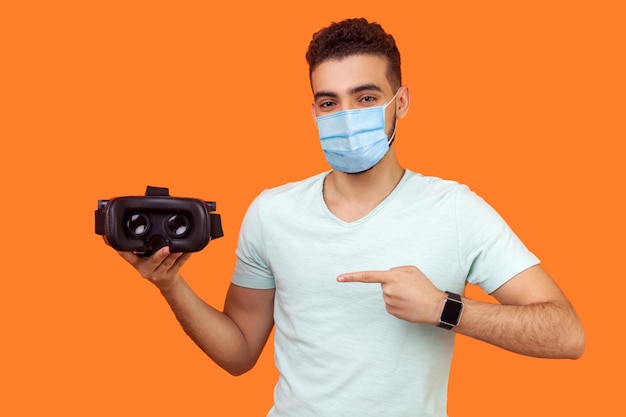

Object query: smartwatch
[437,291,464,330]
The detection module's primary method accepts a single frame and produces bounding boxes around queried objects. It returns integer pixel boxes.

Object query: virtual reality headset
[95,186,224,256]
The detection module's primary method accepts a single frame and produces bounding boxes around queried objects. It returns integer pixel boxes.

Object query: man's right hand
[116,246,275,376]
[118,247,192,293]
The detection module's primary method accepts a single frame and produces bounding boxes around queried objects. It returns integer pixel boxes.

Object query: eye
[319,100,335,108]
[359,95,377,103]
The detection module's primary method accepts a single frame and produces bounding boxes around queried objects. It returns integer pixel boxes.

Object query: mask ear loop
[385,88,402,147]
[388,119,398,147]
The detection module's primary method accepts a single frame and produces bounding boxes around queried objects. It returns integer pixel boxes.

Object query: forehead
[310,54,392,95]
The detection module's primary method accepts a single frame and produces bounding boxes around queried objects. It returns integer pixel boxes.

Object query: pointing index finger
[337,270,388,283]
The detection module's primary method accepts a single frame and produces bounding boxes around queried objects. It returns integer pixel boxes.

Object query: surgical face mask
[315,90,399,173]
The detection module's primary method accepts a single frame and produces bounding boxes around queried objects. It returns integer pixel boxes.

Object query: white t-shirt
[232,169,539,417]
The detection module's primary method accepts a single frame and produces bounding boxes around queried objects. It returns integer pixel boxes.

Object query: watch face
[440,299,464,326]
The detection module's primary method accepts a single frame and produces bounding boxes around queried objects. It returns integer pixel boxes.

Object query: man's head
[307,18,410,175]
[305,18,402,91]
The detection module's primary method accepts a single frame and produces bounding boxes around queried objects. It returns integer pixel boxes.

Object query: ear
[395,86,410,119]
[311,101,317,122]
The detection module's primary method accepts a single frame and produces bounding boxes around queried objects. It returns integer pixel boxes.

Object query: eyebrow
[314,83,384,101]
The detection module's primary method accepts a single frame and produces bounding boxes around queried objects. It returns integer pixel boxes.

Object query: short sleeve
[231,193,276,289]
[456,187,540,294]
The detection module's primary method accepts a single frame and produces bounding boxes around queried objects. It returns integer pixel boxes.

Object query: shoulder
[258,171,326,200]
[402,169,474,202]
[398,171,498,221]
[247,171,328,215]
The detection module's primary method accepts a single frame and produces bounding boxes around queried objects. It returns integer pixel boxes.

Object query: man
[118,18,585,417]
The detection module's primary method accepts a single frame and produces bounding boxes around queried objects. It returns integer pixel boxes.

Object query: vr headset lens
[127,213,150,237]
[125,212,190,238]
[166,213,190,237]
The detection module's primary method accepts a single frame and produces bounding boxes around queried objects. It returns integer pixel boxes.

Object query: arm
[337,264,585,359]
[453,264,585,359]
[118,247,275,376]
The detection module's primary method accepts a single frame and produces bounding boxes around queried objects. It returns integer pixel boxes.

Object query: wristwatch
[437,291,464,330]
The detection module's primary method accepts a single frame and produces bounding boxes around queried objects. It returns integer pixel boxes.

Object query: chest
[264,207,465,301]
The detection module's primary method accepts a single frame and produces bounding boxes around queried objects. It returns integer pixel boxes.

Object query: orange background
[1,1,624,415]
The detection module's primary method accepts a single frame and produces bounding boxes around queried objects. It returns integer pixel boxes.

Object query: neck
[323,149,405,222]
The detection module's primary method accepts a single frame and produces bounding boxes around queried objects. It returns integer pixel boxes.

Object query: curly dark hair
[305,18,402,90]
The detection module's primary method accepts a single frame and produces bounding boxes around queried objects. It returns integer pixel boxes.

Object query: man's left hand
[337,265,446,325]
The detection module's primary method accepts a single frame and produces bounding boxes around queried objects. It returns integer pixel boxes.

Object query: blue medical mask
[315,90,399,173]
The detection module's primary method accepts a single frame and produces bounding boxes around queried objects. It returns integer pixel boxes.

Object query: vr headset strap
[210,213,224,240]
[145,186,170,196]
[94,205,105,236]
